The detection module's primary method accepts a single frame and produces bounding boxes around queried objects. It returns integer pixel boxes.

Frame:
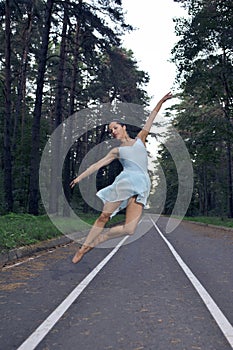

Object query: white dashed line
[151,217,233,349]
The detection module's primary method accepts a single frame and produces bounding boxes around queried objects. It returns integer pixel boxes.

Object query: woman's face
[109,122,126,140]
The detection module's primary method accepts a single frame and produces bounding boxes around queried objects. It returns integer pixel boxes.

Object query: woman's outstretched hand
[70,177,79,189]
[161,91,173,102]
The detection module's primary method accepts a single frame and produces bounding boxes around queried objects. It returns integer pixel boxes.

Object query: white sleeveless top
[96,138,151,216]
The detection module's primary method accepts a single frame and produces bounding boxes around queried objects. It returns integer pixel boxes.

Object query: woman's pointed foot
[72,245,93,264]
[72,249,84,264]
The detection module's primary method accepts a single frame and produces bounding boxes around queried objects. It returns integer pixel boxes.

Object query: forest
[0,0,233,221]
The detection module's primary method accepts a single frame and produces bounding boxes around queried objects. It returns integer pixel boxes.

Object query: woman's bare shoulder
[135,131,147,145]
[108,147,119,158]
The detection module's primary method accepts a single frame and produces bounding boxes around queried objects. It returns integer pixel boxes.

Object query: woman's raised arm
[137,92,173,143]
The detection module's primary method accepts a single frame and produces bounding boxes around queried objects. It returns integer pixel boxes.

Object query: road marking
[2,252,51,270]
[2,243,72,270]
[17,235,129,350]
[151,218,233,349]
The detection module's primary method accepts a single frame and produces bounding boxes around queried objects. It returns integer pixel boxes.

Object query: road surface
[0,215,233,350]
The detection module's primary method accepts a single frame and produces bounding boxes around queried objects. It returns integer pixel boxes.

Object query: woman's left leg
[91,196,143,246]
[72,200,121,263]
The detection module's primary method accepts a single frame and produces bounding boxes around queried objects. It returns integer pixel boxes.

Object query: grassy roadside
[183,216,233,228]
[0,213,125,252]
[0,213,232,252]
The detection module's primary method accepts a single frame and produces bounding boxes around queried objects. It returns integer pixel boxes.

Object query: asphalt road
[0,216,233,350]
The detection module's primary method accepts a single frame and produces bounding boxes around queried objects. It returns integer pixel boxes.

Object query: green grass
[1,213,232,253]
[184,216,233,228]
[0,213,125,252]
[0,213,61,251]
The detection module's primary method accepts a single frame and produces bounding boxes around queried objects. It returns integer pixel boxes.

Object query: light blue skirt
[96,169,150,217]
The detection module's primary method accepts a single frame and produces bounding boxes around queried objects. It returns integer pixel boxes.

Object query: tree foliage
[160,0,233,217]
[0,0,150,215]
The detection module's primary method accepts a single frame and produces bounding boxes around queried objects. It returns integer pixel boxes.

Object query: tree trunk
[4,0,13,212]
[221,50,233,217]
[63,19,81,216]
[28,0,54,215]
[226,141,233,217]
[13,2,34,211]
[13,1,34,149]
[49,7,68,215]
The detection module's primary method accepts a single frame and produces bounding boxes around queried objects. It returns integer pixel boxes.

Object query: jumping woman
[70,92,172,263]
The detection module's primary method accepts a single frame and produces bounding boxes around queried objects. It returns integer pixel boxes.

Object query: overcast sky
[121,0,188,109]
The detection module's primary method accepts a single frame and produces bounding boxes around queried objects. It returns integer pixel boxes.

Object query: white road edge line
[151,218,233,349]
[2,251,53,270]
[17,235,129,350]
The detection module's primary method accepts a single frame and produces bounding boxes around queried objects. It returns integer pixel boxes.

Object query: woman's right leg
[90,196,143,247]
[72,201,121,263]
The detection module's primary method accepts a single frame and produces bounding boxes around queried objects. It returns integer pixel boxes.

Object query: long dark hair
[109,119,126,127]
